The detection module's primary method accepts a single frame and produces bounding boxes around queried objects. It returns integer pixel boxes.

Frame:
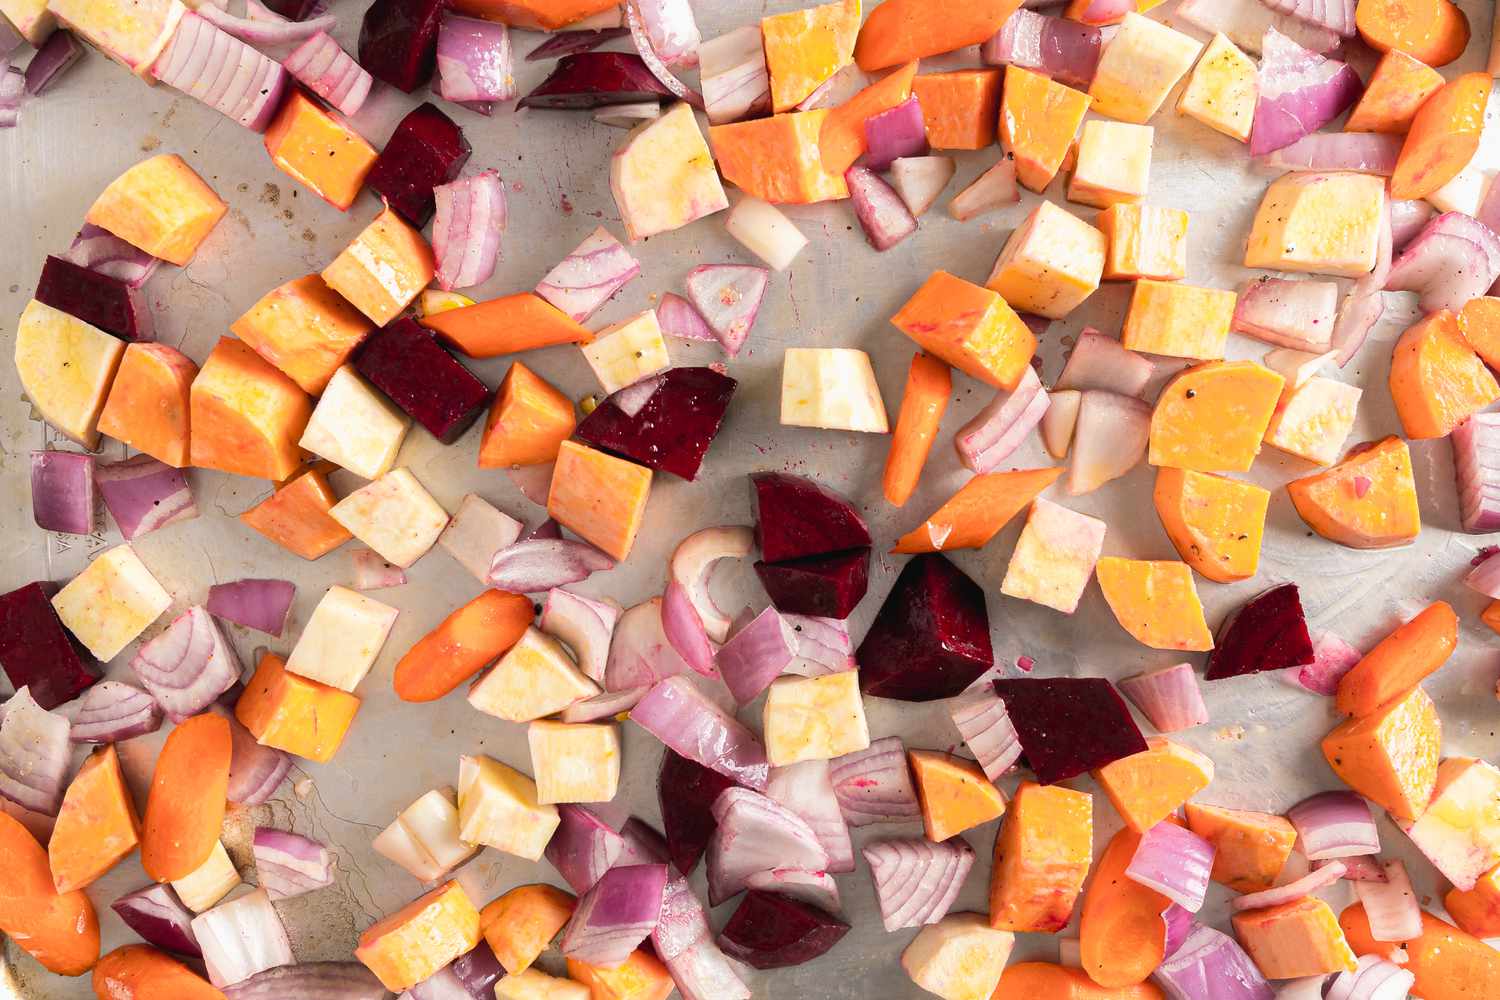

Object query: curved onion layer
[196,1,335,44]
[1391,199,1435,253]
[191,888,295,988]
[560,862,669,967]
[847,165,917,251]
[545,804,625,893]
[1178,0,1340,55]
[956,367,1049,473]
[1260,132,1401,175]
[1118,663,1209,733]
[252,827,333,901]
[130,606,241,722]
[113,883,201,957]
[685,264,768,356]
[1233,861,1348,913]
[1325,954,1415,1000]
[699,24,769,125]
[632,676,768,789]
[782,614,854,676]
[488,538,616,593]
[654,876,751,1000]
[1469,550,1500,598]
[1153,924,1272,1000]
[1351,859,1421,942]
[1069,390,1150,495]
[0,687,70,814]
[716,605,796,703]
[95,454,198,541]
[981,9,1104,88]
[0,65,20,129]
[1279,630,1361,696]
[862,838,975,932]
[1232,278,1338,351]
[59,680,162,742]
[63,223,160,287]
[24,29,84,95]
[949,689,1022,780]
[349,548,406,591]
[1288,791,1379,860]
[657,292,718,342]
[829,737,921,827]
[636,0,699,68]
[1261,0,1356,36]
[206,579,296,638]
[1331,195,1393,368]
[616,817,669,867]
[950,158,1020,222]
[605,598,695,692]
[744,868,842,915]
[862,97,927,172]
[537,227,641,323]
[765,758,854,873]
[541,588,623,684]
[1454,412,1500,532]
[559,687,646,723]
[433,169,507,291]
[283,31,371,116]
[222,962,386,1000]
[153,12,289,132]
[1127,821,1215,912]
[1250,27,1361,157]
[670,525,754,644]
[1385,211,1500,315]
[437,13,515,106]
[623,0,701,108]
[224,711,292,806]
[661,580,717,677]
[707,787,829,905]
[1057,329,1154,398]
[1162,903,1194,957]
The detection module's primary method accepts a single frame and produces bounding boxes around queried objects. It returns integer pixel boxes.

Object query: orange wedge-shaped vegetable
[1346,48,1446,134]
[1335,601,1456,717]
[236,652,362,763]
[1392,71,1490,199]
[1460,296,1500,370]
[481,883,576,973]
[910,70,1002,150]
[1286,437,1420,549]
[231,275,373,396]
[1390,309,1500,439]
[1184,803,1296,894]
[1152,468,1270,584]
[264,90,378,211]
[357,881,481,992]
[0,812,100,976]
[1093,738,1214,832]
[1322,685,1440,821]
[989,781,1093,933]
[1079,827,1170,988]
[820,61,918,174]
[1345,903,1500,999]
[855,0,1023,71]
[883,353,952,507]
[49,746,141,893]
[1095,558,1213,652]
[479,362,576,469]
[1356,0,1470,68]
[1000,66,1092,192]
[241,466,351,560]
[548,441,653,561]
[889,270,1037,390]
[909,749,1007,841]
[893,467,1062,553]
[97,343,197,468]
[568,950,675,1000]
[1447,866,1500,938]
[711,111,850,204]
[1148,361,1284,473]
[141,713,232,883]
[93,945,223,999]
[996,963,1165,999]
[419,292,592,358]
[448,0,616,29]
[1234,897,1356,979]
[85,154,226,266]
[394,590,536,703]
[190,337,313,482]
[762,0,861,113]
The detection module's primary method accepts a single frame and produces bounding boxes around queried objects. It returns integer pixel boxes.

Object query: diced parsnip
[479,363,577,469]
[241,467,353,560]
[322,206,435,327]
[710,109,850,205]
[263,90,379,211]
[438,494,523,583]
[527,721,621,804]
[1232,897,1356,979]
[612,103,729,241]
[355,880,481,992]
[1184,803,1296,893]
[1088,13,1201,124]
[1346,48,1445,134]
[909,750,1006,842]
[456,755,560,860]
[328,468,449,569]
[498,969,592,1000]
[1097,204,1188,282]
[911,69,1003,150]
[1092,738,1214,831]
[889,270,1036,390]
[298,367,410,481]
[1095,559,1213,652]
[1286,437,1421,549]
[236,651,362,763]
[989,781,1093,932]
[1153,468,1270,583]
[1000,65,1091,193]
[985,201,1105,320]
[373,787,478,882]
[51,544,170,661]
[1446,864,1500,937]
[725,197,809,271]
[780,347,890,433]
[1068,120,1153,210]
[97,343,197,467]
[468,627,600,723]
[547,441,653,561]
[1263,376,1362,466]
[901,913,1015,1000]
[1000,498,1106,614]
[190,337,313,482]
[1,0,54,44]
[14,299,125,449]
[230,275,374,396]
[762,672,871,766]
[761,0,859,112]
[481,884,577,974]
[170,841,240,912]
[85,153,224,262]
[1121,279,1236,359]
[1402,757,1500,891]
[1177,32,1257,143]
[1390,310,1500,440]
[580,310,670,395]
[284,585,399,692]
[48,746,140,893]
[1244,172,1387,277]
[1149,361,1285,472]
[1322,686,1439,822]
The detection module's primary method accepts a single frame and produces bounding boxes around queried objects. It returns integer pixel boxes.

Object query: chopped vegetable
[51,544,171,662]
[110,884,200,957]
[707,786,828,905]
[284,31,373,117]
[95,454,197,541]
[1119,663,1209,733]
[718,890,849,968]
[1286,791,1380,861]
[141,712,231,883]
[432,170,508,292]
[632,676,769,790]
[989,780,1093,932]
[0,686,72,815]
[252,827,333,901]
[237,652,361,764]
[865,837,975,932]
[373,787,478,882]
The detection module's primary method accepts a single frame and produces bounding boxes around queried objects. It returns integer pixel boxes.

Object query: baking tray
[3,0,1500,995]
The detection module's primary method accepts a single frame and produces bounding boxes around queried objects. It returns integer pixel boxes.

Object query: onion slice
[765,759,854,873]
[433,169,508,291]
[657,292,718,342]
[744,868,842,914]
[206,579,296,638]
[662,580,717,678]
[605,598,694,691]
[949,158,1020,222]
[194,2,336,45]
[152,12,289,132]
[949,689,1022,780]
[863,838,975,932]
[955,366,1049,473]
[890,156,956,218]
[1231,278,1338,352]
[436,13,515,106]
[0,687,71,815]
[1352,859,1421,942]
[1454,412,1500,532]
[1118,663,1209,733]
[95,455,198,541]
[631,676,769,790]
[221,962,386,1000]
[1177,0,1340,54]
[224,711,291,806]
[1056,329,1154,397]
[782,614,855,676]
[536,226,641,322]
[707,787,829,905]
[1288,791,1379,860]
[635,0,699,68]
[62,224,160,287]
[0,66,20,129]
[528,28,629,61]
[546,804,625,893]
[488,538,616,593]
[350,549,406,591]
[283,31,371,116]
[653,877,751,1000]
[1068,390,1149,495]
[716,605,796,703]
[1250,27,1362,156]
[846,165,917,251]
[1325,954,1415,1000]
[560,687,647,722]
[669,525,754,643]
[112,883,202,957]
[1260,0,1357,37]
[24,29,84,95]
[191,887,294,988]
[560,863,669,968]
[129,606,242,722]
[685,264,768,356]
[59,680,162,742]
[829,736,921,827]
[1385,211,1500,315]
[982,9,1105,87]
[699,25,769,125]
[862,96,928,172]
[30,449,95,535]
[252,827,334,900]
[541,588,623,684]
[1153,923,1272,999]
[623,0,702,108]
[1260,132,1400,175]
[1127,822,1215,912]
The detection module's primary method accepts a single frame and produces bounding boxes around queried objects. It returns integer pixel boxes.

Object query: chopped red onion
[765,759,854,873]
[594,101,661,127]
[224,710,291,805]
[0,686,70,814]
[113,883,202,957]
[1454,412,1500,532]
[1324,855,1385,882]
[669,526,754,644]
[657,292,718,342]
[252,827,334,900]
[1280,631,1361,696]
[617,816,669,867]
[0,64,22,127]
[30,449,94,535]
[698,25,767,125]
[716,605,796,703]
[195,2,335,45]
[1232,278,1338,352]
[546,804,625,893]
[862,96,928,172]
[949,158,1020,222]
[1289,791,1379,860]
[0,17,18,59]
[955,366,1049,473]
[437,13,515,106]
[982,9,1104,88]
[24,29,83,95]
[1127,821,1215,912]
[1260,132,1401,175]
[829,736,921,827]
[433,170,507,291]
[1260,0,1357,37]
[1056,329,1154,398]
[708,787,829,905]
[782,614,854,676]
[152,12,289,132]
[653,876,750,1000]
[560,863,668,968]
[1467,550,1500,598]
[623,0,701,108]
[541,588,622,684]
[222,962,386,1000]
[635,0,698,68]
[59,680,162,742]
[95,454,198,541]
[191,887,295,988]
[1331,194,1393,368]
[130,606,241,722]
[527,27,628,61]
[631,676,768,789]
[863,838,975,932]
[1162,903,1194,957]
[1250,27,1362,156]
[536,226,641,323]
[1385,211,1500,315]
[1324,953,1415,1000]
[1119,663,1209,733]
[1153,923,1273,1000]
[206,579,296,638]
[1391,199,1435,253]
[889,156,956,217]
[661,580,717,678]
[449,941,505,999]
[846,165,917,251]
[283,31,371,116]
[1177,0,1340,54]
[685,264,768,356]
[62,224,160,287]
[488,538,616,593]
[1068,390,1150,495]
[949,689,1022,781]
[605,598,695,691]
[1352,859,1421,942]
[744,868,842,914]
[560,687,647,722]
[351,548,407,591]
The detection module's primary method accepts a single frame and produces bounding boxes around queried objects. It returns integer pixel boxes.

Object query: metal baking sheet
[3,1,1500,996]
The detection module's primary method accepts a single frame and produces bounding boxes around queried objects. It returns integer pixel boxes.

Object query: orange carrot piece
[97,343,197,467]
[49,745,142,893]
[140,713,232,883]
[1233,897,1356,979]
[1484,599,1500,636]
[1092,738,1215,832]
[189,337,313,482]
[92,945,224,999]
[231,274,374,395]
[1459,295,1500,371]
[1343,903,1500,999]
[236,652,362,763]
[447,0,616,30]
[892,467,1062,553]
[994,963,1165,999]
[910,70,1003,150]
[241,467,352,560]
[1183,803,1297,894]
[989,781,1093,932]
[263,90,378,211]
[1447,865,1500,938]
[710,111,851,204]
[480,883,577,973]
[567,950,675,1000]
[855,0,1022,71]
[1356,0,1470,68]
[1391,309,1500,440]
[1335,601,1457,717]
[1391,71,1491,199]
[0,812,100,976]
[761,0,861,113]
[393,590,536,703]
[1322,685,1440,820]
[1079,827,1170,988]
[356,881,481,992]
[1345,48,1446,134]
[820,61,919,175]
[548,440,653,561]
[882,353,952,507]
[478,362,577,469]
[419,292,593,358]
[908,749,1007,841]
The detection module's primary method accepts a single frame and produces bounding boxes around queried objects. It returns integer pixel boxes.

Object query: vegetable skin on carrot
[1335,600,1457,717]
[1356,0,1470,68]
[882,353,952,507]
[393,590,536,703]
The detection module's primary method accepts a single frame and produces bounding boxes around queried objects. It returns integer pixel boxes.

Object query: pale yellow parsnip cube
[1245,172,1386,277]
[456,755,560,860]
[1121,279,1236,360]
[527,721,621,804]
[580,310,670,395]
[901,913,1016,1000]
[50,0,181,74]
[610,102,729,242]
[985,201,1106,319]
[781,348,889,433]
[762,671,871,766]
[51,545,171,662]
[329,468,450,568]
[1177,32,1258,143]
[1403,758,1500,891]
[1,0,54,44]
[170,841,239,912]
[1263,376,1362,466]
[14,299,125,449]
[285,585,399,692]
[85,153,225,264]
[1000,498,1106,614]
[299,366,410,481]
[1088,12,1201,124]
[1068,120,1153,210]
[468,627,599,722]
[372,787,478,882]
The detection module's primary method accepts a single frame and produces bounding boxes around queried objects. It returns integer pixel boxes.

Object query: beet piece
[258,0,319,18]
[751,472,871,564]
[0,582,97,710]
[354,317,491,443]
[517,52,673,110]
[659,749,737,877]
[1204,583,1316,681]
[575,367,737,481]
[366,102,471,227]
[359,0,444,92]
[35,256,149,341]
[992,677,1147,785]
[717,891,850,969]
[754,548,870,620]
[856,554,992,702]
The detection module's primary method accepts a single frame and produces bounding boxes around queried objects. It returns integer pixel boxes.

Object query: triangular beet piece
[856,554,993,702]
[992,678,1147,785]
[366,103,471,227]
[717,891,850,969]
[0,581,97,710]
[1204,583,1315,681]
[358,0,444,92]
[575,367,737,481]
[754,548,870,620]
[751,472,872,564]
[659,749,737,877]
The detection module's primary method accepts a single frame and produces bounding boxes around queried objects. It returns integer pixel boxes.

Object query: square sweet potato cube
[890,270,1036,390]
[547,441,652,561]
[231,274,374,396]
[1121,279,1236,359]
[323,206,435,327]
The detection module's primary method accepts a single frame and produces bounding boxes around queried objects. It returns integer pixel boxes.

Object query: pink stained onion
[1260,0,1357,37]
[1119,663,1210,733]
[1232,278,1339,352]
[1068,390,1150,495]
[0,687,70,815]
[112,883,202,957]
[1279,630,1362,696]
[1453,412,1500,532]
[1466,550,1500,598]
[1288,791,1380,860]
[59,680,162,743]
[949,689,1022,781]
[30,449,94,535]
[62,224,160,287]
[508,464,553,507]
[657,292,717,342]
[283,31,372,116]
[1324,954,1415,1000]
[221,962,387,1000]
[1056,329,1154,398]
[545,804,625,893]
[195,2,335,45]
[829,736,921,827]
[560,863,669,968]
[782,614,855,676]
[981,10,1105,88]
[206,579,295,638]
[890,155,956,217]
[617,817,669,867]
[1126,821,1216,912]
[765,759,854,873]
[716,605,796,703]
[252,827,334,900]
[432,169,507,291]
[662,580,717,678]
[439,494,524,584]
[1326,855,1386,882]
[541,588,623,684]
[94,454,198,541]
[1352,859,1421,942]
[191,887,295,988]
[605,598,695,691]
[523,517,562,541]
[653,876,751,1000]
[129,607,241,723]
[1177,0,1339,55]
[487,538,616,593]
[0,65,20,129]
[1391,199,1436,253]
[669,525,754,644]
[949,158,1020,222]
[685,264,768,356]
[1162,903,1194,957]
[698,25,769,125]
[1385,211,1500,315]
[863,838,975,932]
[560,687,647,722]
[24,29,84,95]
[707,787,829,905]
[956,366,1049,472]
[527,27,629,61]
[1249,27,1363,157]
[436,13,515,107]
[745,868,842,914]
[152,12,289,132]
[1260,131,1402,175]
[862,96,928,172]
[623,0,701,108]
[1153,924,1273,1000]
[535,226,641,322]
[224,711,291,806]
[846,165,917,251]
[631,676,769,789]
[0,16,18,59]
[635,0,699,68]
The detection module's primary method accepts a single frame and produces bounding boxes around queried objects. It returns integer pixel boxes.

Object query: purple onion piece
[112,883,202,957]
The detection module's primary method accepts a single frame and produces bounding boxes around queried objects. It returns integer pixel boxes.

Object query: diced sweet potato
[1148,361,1284,472]
[1245,172,1387,277]
[762,0,859,113]
[264,90,379,211]
[481,884,576,974]
[1337,601,1457,717]
[547,441,652,561]
[1093,738,1214,832]
[1079,827,1169,988]
[710,110,850,205]
[97,343,197,467]
[1088,12,1200,124]
[1322,685,1439,822]
[1459,295,1500,371]
[1232,897,1356,979]
[323,206,435,327]
[985,201,1105,320]
[566,950,675,1000]
[988,781,1093,933]
[856,553,992,701]
[231,275,373,397]
[420,292,592,358]
[1095,558,1213,652]
[1121,279,1236,359]
[892,467,1062,554]
[241,467,352,560]
[354,318,491,445]
[190,337,313,482]
[819,60,918,175]
[1392,70,1491,200]
[612,102,729,240]
[1098,204,1188,282]
[236,651,361,763]
[1346,48,1445,134]
[1152,468,1268,583]
[479,363,575,469]
[1001,65,1091,193]
[48,745,140,893]
[909,749,1006,841]
[1343,904,1500,1000]
[1001,497,1106,614]
[14,299,125,449]
[1184,803,1296,894]
[1286,437,1420,549]
[911,70,1002,150]
[86,154,225,266]
[1390,309,1500,440]
[1446,865,1500,938]
[994,677,1147,785]
[1204,584,1313,681]
[356,881,481,991]
[889,271,1036,390]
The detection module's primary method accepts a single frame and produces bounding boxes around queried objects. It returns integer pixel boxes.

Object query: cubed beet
[359,0,444,93]
[0,581,97,710]
[992,677,1147,785]
[354,317,491,443]
[35,255,150,341]
[717,891,850,969]
[366,102,471,227]
[1204,583,1316,681]
[751,472,871,564]
[575,367,737,481]
[856,554,992,702]
[659,748,737,877]
[755,548,869,620]
[258,0,319,18]
[517,52,672,110]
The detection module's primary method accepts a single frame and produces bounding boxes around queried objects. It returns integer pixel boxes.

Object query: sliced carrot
[478,362,577,469]
[548,440,653,561]
[1447,865,1500,938]
[241,467,352,560]
[1233,897,1356,979]
[1345,48,1446,134]
[567,950,675,1000]
[480,883,577,974]
[892,467,1062,553]
[92,945,224,1000]
[140,713,232,883]
[230,274,373,395]
[994,962,1165,999]
[1000,66,1092,193]
[189,337,313,482]
[1356,0,1470,68]
[1390,309,1500,439]
[1459,295,1500,371]
[910,70,1003,150]
[710,111,850,204]
[236,652,362,763]
[854,0,1022,71]
[1335,601,1457,717]
[1095,558,1214,652]
[908,749,1006,841]
[356,881,481,992]
[49,745,141,893]
[393,590,536,703]
[1152,468,1270,584]
[0,812,99,976]
[989,780,1093,933]
[1079,827,1169,988]
[96,343,197,467]
[882,353,952,507]
[1391,71,1491,199]
[1183,803,1297,894]
[1322,684,1440,820]
[888,270,1037,390]
[1343,903,1500,999]
[820,61,918,175]
[761,0,861,113]
[447,0,617,30]
[419,292,593,358]
[1285,437,1421,550]
[1092,738,1215,832]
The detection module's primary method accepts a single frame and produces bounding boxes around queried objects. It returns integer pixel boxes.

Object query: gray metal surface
[3,0,1499,996]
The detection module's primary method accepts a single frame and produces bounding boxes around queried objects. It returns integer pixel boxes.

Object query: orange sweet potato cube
[264,90,379,211]
[567,950,675,1000]
[85,154,227,266]
[48,745,141,893]
[1232,897,1356,979]
[236,651,361,763]
[889,270,1036,390]
[1321,685,1440,821]
[912,70,1002,150]
[190,337,313,481]
[547,441,652,561]
[1184,803,1297,893]
[241,467,352,560]
[1098,204,1188,281]
[989,781,1093,932]
[322,206,436,327]
[1447,865,1500,937]
[1093,737,1215,831]
[231,275,373,396]
[478,363,576,469]
[710,111,850,204]
[1149,361,1284,473]
[356,881,481,992]
[761,0,860,113]
[1000,66,1091,192]
[1390,309,1500,440]
[97,343,197,467]
[1346,48,1446,134]
[1122,279,1236,359]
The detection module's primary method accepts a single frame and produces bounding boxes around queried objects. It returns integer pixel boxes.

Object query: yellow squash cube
[52,545,171,662]
[1245,172,1387,277]
[456,755,560,860]
[1122,279,1236,359]
[985,201,1106,319]
[284,585,399,692]
[781,348,889,433]
[51,0,181,75]
[1263,376,1362,466]
[468,627,600,723]
[322,206,435,327]
[1095,558,1213,651]
[762,671,871,766]
[1178,32,1257,142]
[611,102,729,242]
[1098,204,1188,281]
[527,721,621,804]
[86,154,225,265]
[1088,12,1201,124]
[580,310,671,395]
[1000,498,1107,615]
[14,299,125,449]
[1068,120,1153,209]
[328,468,450,569]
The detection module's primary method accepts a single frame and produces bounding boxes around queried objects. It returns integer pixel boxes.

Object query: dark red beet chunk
[359,0,444,93]
[1204,583,1315,681]
[0,582,97,710]
[755,548,870,619]
[354,318,491,444]
[35,256,149,341]
[366,103,471,227]
[518,52,673,110]
[992,677,1147,785]
[575,368,737,481]
[856,554,992,702]
[717,891,850,969]
[751,472,871,564]
[659,749,736,877]
[257,0,319,18]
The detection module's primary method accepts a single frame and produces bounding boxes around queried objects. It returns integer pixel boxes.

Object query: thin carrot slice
[1079,827,1170,988]
[141,713,232,883]
[393,590,536,703]
[0,812,100,976]
[1390,71,1491,199]
[882,353,952,507]
[419,292,593,358]
[49,745,142,893]
[892,467,1062,553]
